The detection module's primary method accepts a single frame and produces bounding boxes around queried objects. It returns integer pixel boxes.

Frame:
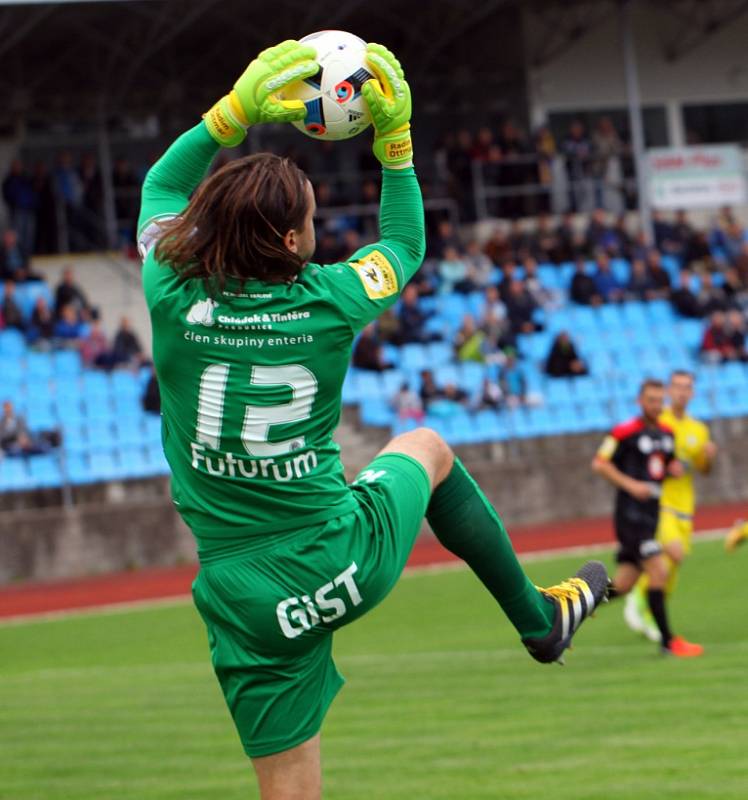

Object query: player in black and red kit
[592,379,703,657]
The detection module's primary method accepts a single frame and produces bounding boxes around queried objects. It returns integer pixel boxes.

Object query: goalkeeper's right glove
[204,40,318,147]
[361,43,413,169]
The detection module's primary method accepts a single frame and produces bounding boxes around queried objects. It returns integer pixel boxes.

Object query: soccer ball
[283,30,373,141]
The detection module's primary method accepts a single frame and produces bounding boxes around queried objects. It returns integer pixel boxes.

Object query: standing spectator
[545,331,588,377]
[54,267,93,320]
[0,229,30,281]
[556,212,585,262]
[531,213,560,264]
[80,318,111,367]
[532,126,557,215]
[111,316,144,368]
[700,311,735,362]
[1,280,26,331]
[591,116,624,212]
[352,324,393,372]
[670,270,701,318]
[427,218,462,260]
[142,366,161,414]
[497,120,530,219]
[562,120,593,212]
[113,157,141,252]
[391,382,423,423]
[28,296,55,347]
[2,159,37,254]
[53,151,85,252]
[592,254,624,303]
[570,258,602,306]
[32,162,58,254]
[53,304,85,345]
[79,153,103,248]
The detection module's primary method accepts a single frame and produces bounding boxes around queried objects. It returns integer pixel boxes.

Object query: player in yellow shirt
[624,370,717,642]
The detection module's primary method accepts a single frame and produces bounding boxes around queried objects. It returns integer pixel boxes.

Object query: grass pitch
[1,539,746,800]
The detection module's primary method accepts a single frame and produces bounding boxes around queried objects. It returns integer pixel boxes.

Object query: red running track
[1,500,745,620]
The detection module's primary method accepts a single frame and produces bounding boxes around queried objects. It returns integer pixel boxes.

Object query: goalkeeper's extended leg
[380,431,610,664]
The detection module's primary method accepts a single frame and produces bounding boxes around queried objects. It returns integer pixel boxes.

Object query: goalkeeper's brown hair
[155,153,310,290]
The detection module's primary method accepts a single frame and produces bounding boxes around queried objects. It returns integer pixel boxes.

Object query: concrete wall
[2,415,746,583]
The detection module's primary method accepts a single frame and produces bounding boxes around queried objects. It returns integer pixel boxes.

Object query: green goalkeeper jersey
[138,123,425,562]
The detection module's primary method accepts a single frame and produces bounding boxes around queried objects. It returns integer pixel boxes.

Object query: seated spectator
[391,382,424,422]
[645,249,672,299]
[352,324,393,372]
[429,383,469,418]
[482,226,512,266]
[0,229,30,281]
[419,369,443,409]
[684,230,713,271]
[723,266,747,309]
[499,351,528,408]
[697,272,730,316]
[478,376,504,409]
[556,212,585,262]
[427,218,461,259]
[376,307,402,344]
[701,311,736,362]
[2,280,26,331]
[398,284,437,344]
[508,219,532,261]
[497,260,517,302]
[531,213,560,264]
[53,303,85,345]
[438,246,470,294]
[142,366,161,414]
[670,270,701,318]
[569,258,602,306]
[611,214,634,260]
[672,209,695,262]
[464,239,494,290]
[545,331,588,377]
[505,278,541,335]
[54,267,93,321]
[585,209,616,255]
[726,309,748,362]
[111,316,144,368]
[523,257,558,309]
[592,253,624,303]
[626,258,654,300]
[28,296,55,347]
[653,210,679,256]
[80,318,111,367]
[454,314,485,362]
[0,400,56,456]
[482,284,508,321]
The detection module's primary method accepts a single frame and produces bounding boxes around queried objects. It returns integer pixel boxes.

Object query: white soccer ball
[283,30,373,141]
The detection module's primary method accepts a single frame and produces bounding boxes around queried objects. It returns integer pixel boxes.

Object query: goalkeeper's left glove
[204,40,318,147]
[361,43,413,169]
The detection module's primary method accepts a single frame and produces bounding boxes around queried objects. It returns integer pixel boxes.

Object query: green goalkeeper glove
[361,43,413,168]
[204,40,318,147]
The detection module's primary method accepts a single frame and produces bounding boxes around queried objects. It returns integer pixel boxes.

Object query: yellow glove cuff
[203,94,249,148]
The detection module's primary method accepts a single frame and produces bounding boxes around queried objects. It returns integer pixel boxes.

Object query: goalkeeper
[138,40,609,799]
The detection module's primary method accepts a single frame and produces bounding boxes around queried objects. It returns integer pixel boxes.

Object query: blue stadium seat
[25,351,53,380]
[111,369,142,398]
[28,454,62,488]
[63,453,93,484]
[341,370,359,405]
[433,364,460,387]
[52,350,82,376]
[83,419,115,448]
[144,414,162,445]
[427,341,454,364]
[83,400,116,424]
[117,445,152,479]
[380,368,406,398]
[390,417,420,437]
[146,443,170,475]
[14,281,53,320]
[473,409,509,442]
[0,458,33,492]
[359,398,394,427]
[0,329,27,358]
[458,361,485,395]
[81,371,112,400]
[400,343,430,371]
[89,451,121,481]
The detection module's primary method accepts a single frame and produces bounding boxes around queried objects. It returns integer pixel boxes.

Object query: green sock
[426,458,554,639]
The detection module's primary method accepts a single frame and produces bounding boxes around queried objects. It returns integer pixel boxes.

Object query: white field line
[0,527,732,627]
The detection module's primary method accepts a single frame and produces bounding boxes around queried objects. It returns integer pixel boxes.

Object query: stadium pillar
[97,103,118,251]
[619,0,653,243]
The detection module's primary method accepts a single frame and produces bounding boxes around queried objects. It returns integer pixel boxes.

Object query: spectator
[464,239,494,290]
[111,316,144,368]
[556,212,584,262]
[499,351,528,407]
[2,160,37,254]
[591,117,624,212]
[0,229,30,281]
[545,331,588,377]
[478,376,504,409]
[437,246,470,294]
[532,213,560,263]
[562,120,593,212]
[398,284,436,344]
[142,366,161,414]
[684,230,713,271]
[28,296,55,347]
[54,267,93,321]
[626,258,654,301]
[507,219,532,261]
[497,260,518,303]
[427,218,461,259]
[726,309,748,362]
[697,272,729,317]
[418,369,443,410]
[653,210,680,256]
[2,280,26,331]
[523,257,558,310]
[670,270,701,318]
[671,210,695,262]
[700,311,735,362]
[592,253,624,303]
[53,151,85,252]
[53,304,85,345]
[483,226,513,266]
[80,318,111,367]
[733,241,748,288]
[585,208,615,254]
[454,314,485,362]
[352,324,393,372]
[376,307,402,344]
[504,278,540,336]
[0,400,48,457]
[391,382,424,423]
[570,258,602,306]
[645,249,672,299]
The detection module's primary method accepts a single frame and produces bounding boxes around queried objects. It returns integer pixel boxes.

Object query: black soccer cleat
[522,561,611,665]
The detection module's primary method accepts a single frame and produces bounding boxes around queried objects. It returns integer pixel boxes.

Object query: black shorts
[615,517,662,566]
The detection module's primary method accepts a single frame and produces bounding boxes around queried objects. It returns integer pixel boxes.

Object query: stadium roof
[2,0,748,130]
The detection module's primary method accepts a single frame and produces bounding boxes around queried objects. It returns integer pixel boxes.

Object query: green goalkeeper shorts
[191,452,431,758]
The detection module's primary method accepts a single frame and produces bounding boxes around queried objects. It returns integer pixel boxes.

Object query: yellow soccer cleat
[725,520,748,552]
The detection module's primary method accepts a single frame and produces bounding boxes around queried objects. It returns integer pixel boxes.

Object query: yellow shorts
[656,508,694,555]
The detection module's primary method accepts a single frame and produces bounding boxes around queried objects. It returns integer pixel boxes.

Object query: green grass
[1,539,746,799]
